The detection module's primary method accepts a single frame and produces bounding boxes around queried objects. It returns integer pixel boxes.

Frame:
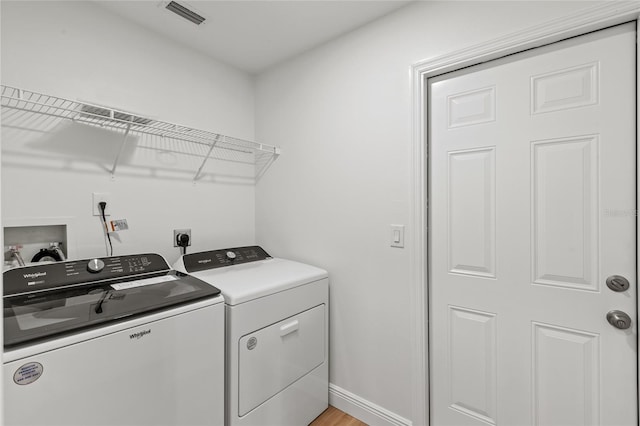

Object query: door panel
[531,62,598,114]
[448,306,498,425]
[429,23,637,426]
[448,147,496,277]
[532,322,600,426]
[531,135,599,290]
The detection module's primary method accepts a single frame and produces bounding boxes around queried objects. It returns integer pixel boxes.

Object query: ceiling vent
[80,105,153,126]
[165,1,206,25]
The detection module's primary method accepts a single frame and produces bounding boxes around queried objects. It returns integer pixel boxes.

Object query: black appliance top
[3,253,221,348]
[181,245,272,273]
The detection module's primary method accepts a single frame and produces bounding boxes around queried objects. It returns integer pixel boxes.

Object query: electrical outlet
[173,229,191,247]
[93,192,111,216]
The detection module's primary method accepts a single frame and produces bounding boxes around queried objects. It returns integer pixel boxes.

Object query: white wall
[1,1,606,424]
[254,1,599,424]
[1,1,256,265]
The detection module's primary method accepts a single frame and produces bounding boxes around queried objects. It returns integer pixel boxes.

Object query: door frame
[409,4,640,425]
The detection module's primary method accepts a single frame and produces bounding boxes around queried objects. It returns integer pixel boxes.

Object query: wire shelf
[0,85,280,181]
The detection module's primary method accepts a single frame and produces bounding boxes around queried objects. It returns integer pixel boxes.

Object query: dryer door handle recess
[280,320,299,337]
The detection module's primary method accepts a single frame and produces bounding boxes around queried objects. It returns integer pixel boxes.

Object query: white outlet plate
[173,229,192,247]
[93,192,111,216]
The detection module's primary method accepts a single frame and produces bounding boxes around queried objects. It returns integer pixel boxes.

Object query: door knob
[606,275,630,292]
[606,310,632,330]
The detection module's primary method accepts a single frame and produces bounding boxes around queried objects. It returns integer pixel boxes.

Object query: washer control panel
[3,254,169,296]
[183,246,272,273]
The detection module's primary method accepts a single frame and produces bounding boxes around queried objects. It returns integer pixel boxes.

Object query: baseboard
[329,383,412,426]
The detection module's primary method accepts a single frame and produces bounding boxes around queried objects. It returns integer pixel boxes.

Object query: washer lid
[188,257,328,305]
[3,254,222,348]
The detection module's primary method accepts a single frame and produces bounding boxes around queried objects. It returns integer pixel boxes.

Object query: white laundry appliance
[173,246,329,426]
[3,253,225,426]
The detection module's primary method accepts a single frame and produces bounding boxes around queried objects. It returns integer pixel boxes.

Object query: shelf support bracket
[193,135,222,183]
[111,123,132,178]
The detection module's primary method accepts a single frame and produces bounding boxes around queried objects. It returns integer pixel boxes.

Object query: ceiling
[94,0,412,74]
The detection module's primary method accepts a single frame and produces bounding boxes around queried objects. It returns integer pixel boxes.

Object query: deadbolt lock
[606,275,630,292]
[606,310,632,330]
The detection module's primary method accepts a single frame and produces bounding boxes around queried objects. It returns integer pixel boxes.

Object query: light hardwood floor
[309,406,367,426]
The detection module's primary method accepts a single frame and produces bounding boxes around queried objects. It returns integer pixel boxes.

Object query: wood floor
[310,406,367,426]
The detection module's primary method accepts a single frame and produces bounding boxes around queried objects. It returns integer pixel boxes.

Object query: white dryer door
[238,304,325,416]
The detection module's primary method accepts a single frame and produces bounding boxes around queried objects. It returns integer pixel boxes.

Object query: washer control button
[87,258,105,273]
[226,251,237,260]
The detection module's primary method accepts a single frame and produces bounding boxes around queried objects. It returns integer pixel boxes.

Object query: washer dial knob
[87,258,105,273]
[226,251,237,260]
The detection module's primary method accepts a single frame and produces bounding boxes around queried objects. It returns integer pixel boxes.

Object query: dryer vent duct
[165,1,206,25]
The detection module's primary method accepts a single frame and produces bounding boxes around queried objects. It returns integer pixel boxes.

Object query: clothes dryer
[174,246,328,426]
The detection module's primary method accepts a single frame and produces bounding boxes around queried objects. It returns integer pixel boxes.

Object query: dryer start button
[226,251,237,260]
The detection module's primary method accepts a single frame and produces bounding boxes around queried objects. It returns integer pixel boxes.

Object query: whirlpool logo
[129,329,151,340]
[23,272,46,279]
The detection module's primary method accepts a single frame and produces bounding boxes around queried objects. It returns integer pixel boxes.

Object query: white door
[429,23,636,426]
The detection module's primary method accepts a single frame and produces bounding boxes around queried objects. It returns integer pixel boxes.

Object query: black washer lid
[4,254,221,348]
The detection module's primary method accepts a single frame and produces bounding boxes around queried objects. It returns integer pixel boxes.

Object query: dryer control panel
[182,246,272,273]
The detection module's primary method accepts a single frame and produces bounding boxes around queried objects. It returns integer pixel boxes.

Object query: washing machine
[3,253,225,426]
[173,246,329,426]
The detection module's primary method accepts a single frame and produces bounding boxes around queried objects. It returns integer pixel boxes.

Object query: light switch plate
[390,224,405,248]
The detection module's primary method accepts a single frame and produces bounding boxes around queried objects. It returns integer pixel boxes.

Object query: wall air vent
[165,1,206,25]
[80,105,153,126]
